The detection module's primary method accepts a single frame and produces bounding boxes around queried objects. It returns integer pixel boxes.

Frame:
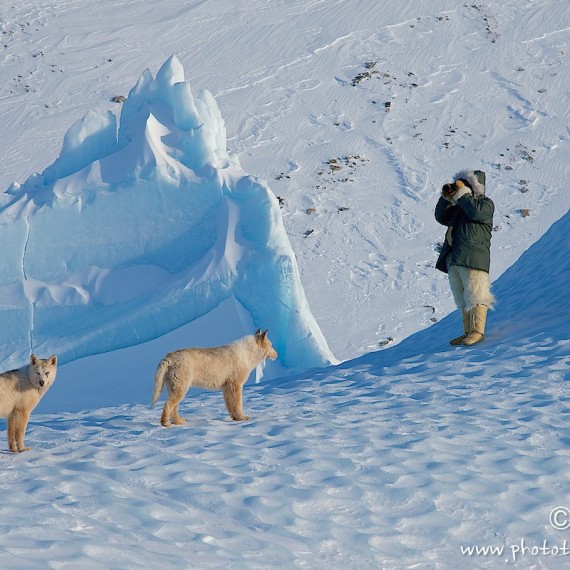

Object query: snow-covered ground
[0,1,569,568]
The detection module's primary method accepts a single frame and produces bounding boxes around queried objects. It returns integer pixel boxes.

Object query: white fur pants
[447,264,494,310]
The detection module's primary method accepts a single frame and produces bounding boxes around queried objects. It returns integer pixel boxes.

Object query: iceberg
[0,56,336,373]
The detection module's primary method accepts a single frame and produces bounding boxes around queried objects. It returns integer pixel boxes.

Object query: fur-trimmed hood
[453,170,486,198]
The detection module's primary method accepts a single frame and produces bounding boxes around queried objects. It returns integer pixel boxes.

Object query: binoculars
[442,181,461,196]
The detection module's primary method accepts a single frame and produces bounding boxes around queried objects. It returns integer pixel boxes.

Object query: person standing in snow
[435,170,494,346]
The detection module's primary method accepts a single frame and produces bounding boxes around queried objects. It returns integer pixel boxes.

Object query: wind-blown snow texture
[3,211,569,569]
[0,0,569,568]
[0,55,335,372]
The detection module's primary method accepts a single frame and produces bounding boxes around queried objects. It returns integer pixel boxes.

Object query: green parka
[435,193,494,274]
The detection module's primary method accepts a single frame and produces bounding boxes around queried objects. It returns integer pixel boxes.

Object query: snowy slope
[2,206,568,570]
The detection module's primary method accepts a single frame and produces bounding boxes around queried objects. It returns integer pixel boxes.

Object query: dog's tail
[151,357,169,406]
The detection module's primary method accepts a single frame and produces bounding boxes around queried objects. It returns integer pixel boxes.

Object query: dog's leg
[170,392,186,426]
[223,377,250,421]
[13,409,31,452]
[161,387,187,427]
[7,414,18,452]
[160,399,173,428]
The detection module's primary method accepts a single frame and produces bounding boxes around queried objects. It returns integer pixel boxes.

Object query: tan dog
[151,330,277,427]
[0,354,58,452]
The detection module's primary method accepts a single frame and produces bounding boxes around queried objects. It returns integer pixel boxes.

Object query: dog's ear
[49,354,58,367]
[255,328,262,337]
[261,329,268,341]
[30,354,37,365]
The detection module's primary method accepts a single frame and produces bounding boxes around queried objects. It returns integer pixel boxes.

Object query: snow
[0,0,569,568]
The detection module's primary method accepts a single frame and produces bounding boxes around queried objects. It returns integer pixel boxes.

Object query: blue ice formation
[0,56,336,372]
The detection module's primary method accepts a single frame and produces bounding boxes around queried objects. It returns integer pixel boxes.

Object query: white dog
[0,354,58,452]
[152,330,277,427]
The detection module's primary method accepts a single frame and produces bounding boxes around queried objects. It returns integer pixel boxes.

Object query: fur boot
[450,310,470,346]
[462,304,488,346]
